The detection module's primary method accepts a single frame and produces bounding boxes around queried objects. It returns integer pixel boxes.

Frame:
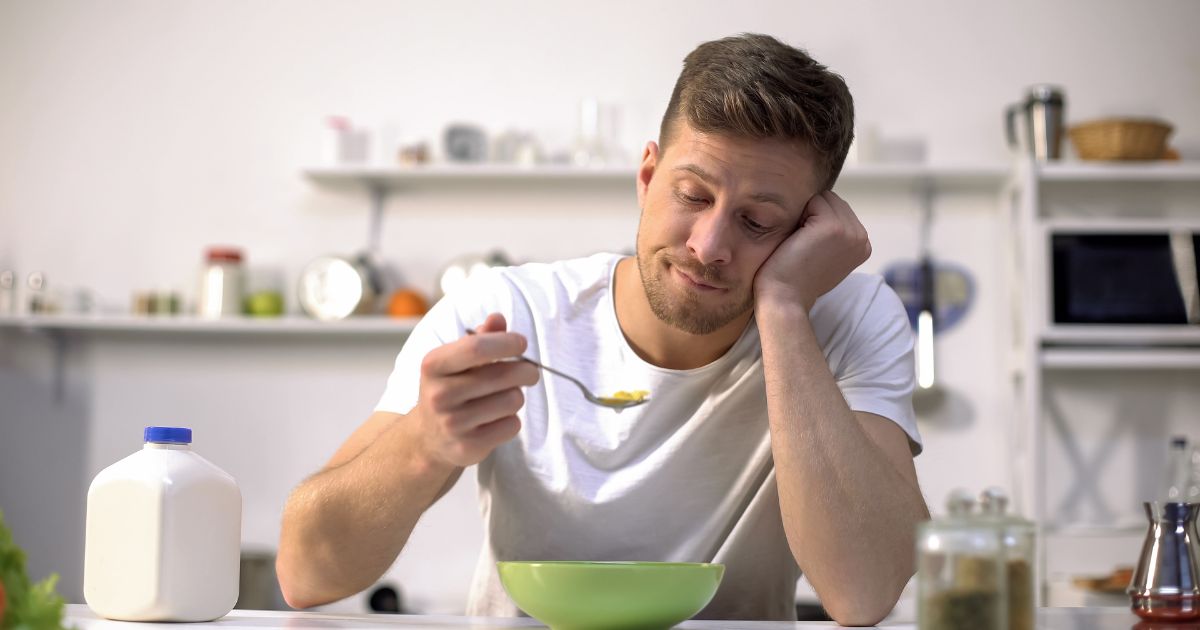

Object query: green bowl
[497,560,725,630]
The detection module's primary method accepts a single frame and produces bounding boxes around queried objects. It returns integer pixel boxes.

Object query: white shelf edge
[1042,523,1145,537]
[1042,347,1200,370]
[839,163,1010,186]
[0,314,420,335]
[1037,161,1200,182]
[1041,217,1200,232]
[1041,325,1200,347]
[304,164,636,181]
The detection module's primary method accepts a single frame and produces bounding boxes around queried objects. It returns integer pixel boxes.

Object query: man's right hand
[412,312,540,468]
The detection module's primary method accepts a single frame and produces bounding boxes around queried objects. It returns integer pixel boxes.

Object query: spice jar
[0,270,15,315]
[978,488,1036,630]
[917,489,1007,630]
[197,247,245,318]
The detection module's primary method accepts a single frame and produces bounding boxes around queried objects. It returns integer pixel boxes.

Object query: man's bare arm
[276,411,461,608]
[758,301,929,627]
[752,191,928,626]
[276,314,539,609]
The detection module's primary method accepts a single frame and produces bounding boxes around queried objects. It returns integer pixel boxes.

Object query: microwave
[1051,232,1200,324]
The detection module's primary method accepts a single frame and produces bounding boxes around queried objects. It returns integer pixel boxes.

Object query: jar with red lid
[197,247,244,318]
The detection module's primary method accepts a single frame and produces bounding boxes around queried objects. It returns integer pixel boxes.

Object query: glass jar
[918,489,1007,630]
[197,247,245,318]
[979,488,1037,630]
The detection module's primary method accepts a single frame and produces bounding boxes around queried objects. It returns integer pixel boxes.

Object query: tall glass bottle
[1166,436,1191,501]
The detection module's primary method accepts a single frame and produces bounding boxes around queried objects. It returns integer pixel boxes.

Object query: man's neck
[612,256,752,370]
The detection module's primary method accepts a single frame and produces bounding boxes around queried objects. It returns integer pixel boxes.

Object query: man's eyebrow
[673,164,790,213]
[749,192,789,212]
[673,164,716,184]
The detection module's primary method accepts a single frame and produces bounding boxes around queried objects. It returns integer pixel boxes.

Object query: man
[278,33,929,626]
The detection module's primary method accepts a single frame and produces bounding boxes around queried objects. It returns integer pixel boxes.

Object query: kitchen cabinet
[1004,158,1200,605]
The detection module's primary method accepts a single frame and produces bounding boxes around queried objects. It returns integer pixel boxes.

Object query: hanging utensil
[916,180,938,392]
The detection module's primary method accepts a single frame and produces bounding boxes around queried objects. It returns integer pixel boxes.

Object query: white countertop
[65,604,1146,629]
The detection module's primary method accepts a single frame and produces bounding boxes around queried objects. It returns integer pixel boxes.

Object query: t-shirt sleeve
[373,270,506,415]
[831,278,923,456]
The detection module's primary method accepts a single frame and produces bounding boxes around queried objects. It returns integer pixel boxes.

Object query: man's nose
[686,208,733,266]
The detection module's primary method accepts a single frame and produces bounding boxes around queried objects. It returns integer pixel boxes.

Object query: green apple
[245,290,284,317]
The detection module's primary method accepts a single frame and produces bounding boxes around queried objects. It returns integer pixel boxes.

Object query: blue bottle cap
[144,426,193,444]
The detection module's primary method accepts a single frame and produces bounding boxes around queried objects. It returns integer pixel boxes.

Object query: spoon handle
[464,329,596,400]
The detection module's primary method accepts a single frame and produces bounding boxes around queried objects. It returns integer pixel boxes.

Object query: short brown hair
[659,33,855,192]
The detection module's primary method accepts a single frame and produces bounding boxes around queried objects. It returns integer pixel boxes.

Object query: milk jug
[84,426,241,621]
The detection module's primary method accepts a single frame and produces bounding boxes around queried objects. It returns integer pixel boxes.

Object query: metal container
[1005,85,1066,161]
[1129,502,1200,622]
[297,252,383,321]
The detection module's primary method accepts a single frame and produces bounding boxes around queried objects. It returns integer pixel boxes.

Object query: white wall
[2,0,1199,616]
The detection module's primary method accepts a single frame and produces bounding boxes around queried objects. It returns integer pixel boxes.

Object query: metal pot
[298,251,385,320]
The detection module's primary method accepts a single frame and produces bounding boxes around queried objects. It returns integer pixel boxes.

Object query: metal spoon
[465,329,650,411]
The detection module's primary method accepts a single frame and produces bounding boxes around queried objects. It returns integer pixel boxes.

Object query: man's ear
[636,141,660,210]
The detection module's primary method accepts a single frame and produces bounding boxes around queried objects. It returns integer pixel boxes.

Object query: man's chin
[655,302,752,336]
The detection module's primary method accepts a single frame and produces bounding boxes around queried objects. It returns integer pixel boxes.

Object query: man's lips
[673,265,725,291]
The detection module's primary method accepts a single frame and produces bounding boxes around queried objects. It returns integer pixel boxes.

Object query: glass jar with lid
[197,247,245,318]
[979,487,1036,630]
[917,489,1007,630]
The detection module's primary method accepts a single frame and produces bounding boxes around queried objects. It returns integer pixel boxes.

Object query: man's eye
[743,216,771,234]
[676,191,707,205]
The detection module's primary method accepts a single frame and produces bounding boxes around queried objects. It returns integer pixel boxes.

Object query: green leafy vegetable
[0,510,69,630]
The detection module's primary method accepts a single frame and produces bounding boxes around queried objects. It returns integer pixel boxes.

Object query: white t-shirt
[375,252,921,621]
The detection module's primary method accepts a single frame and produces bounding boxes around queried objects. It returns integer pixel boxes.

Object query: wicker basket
[1068,118,1173,160]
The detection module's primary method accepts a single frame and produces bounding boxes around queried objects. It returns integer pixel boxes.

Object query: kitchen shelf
[304,164,636,186]
[1041,325,1200,347]
[1037,161,1200,183]
[1040,217,1200,233]
[842,163,1010,187]
[1041,347,1200,370]
[302,162,1010,190]
[0,314,420,336]
[304,162,1010,257]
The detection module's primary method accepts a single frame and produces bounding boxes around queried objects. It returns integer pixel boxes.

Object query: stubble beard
[636,247,754,335]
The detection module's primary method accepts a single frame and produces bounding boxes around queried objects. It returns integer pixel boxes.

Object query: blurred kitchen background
[2,0,1200,619]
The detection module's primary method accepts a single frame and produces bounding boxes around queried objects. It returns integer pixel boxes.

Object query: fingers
[431,359,540,409]
[423,329,528,375]
[475,312,507,334]
[420,369,531,466]
[806,191,869,251]
[414,312,538,467]
[452,415,523,463]
[443,387,527,435]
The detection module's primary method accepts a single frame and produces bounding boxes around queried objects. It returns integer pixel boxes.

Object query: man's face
[635,121,821,335]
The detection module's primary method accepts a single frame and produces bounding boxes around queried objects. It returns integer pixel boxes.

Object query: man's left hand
[754,190,871,312]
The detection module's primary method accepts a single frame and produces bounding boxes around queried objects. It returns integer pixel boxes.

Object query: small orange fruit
[388,288,429,318]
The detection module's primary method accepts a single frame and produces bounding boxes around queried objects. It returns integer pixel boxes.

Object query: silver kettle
[1005,85,1066,161]
[1128,502,1200,622]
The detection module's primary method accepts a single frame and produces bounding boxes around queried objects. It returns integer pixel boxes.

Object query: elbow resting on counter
[821,580,908,627]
